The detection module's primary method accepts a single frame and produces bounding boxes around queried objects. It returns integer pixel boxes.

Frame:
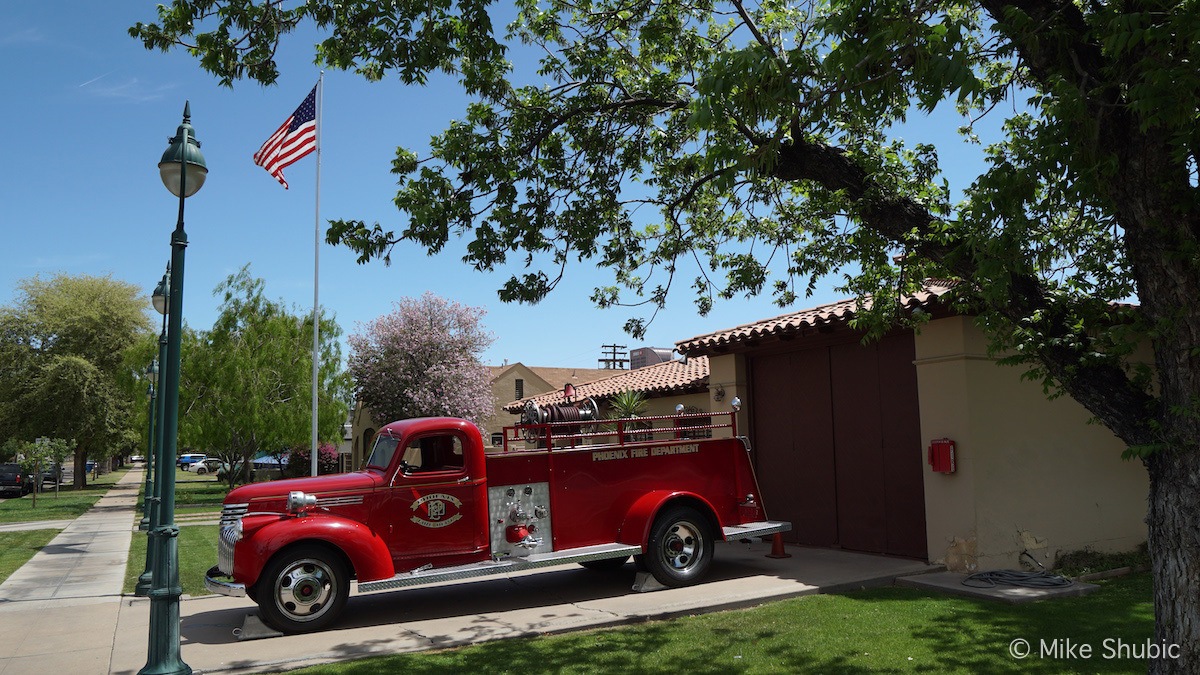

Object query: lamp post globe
[152,276,169,316]
[142,101,204,675]
[157,102,207,198]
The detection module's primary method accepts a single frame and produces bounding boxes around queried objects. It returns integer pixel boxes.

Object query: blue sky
[0,2,1000,369]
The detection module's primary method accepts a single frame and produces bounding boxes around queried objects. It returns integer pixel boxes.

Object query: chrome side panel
[357,542,640,593]
[487,482,553,557]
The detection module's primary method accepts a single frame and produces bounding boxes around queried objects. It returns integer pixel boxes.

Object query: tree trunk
[72,445,86,490]
[1145,448,1200,673]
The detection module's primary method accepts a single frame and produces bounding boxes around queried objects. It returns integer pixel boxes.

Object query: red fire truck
[205,399,790,633]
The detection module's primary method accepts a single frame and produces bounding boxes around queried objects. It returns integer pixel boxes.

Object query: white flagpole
[310,72,324,477]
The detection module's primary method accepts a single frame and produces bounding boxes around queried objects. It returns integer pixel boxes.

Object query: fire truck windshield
[366,434,399,469]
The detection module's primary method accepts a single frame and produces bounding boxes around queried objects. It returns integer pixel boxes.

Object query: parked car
[177,453,206,469]
[189,458,225,475]
[130,454,145,463]
[0,463,33,497]
[38,463,62,485]
[215,460,255,482]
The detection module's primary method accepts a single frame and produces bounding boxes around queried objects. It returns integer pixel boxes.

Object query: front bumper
[204,565,247,597]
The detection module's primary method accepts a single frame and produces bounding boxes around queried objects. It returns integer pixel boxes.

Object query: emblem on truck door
[410,493,463,528]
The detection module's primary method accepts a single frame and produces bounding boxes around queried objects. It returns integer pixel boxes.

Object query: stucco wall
[707,353,749,439]
[639,392,711,417]
[481,364,554,446]
[915,316,1148,571]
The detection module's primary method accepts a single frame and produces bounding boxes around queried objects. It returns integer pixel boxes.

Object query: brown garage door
[749,332,927,559]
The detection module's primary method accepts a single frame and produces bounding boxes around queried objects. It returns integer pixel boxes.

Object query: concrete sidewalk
[0,468,141,674]
[0,467,944,674]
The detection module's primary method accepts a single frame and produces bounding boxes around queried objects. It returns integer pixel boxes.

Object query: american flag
[253,84,318,189]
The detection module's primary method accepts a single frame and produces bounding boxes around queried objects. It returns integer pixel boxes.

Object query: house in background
[482,363,613,447]
[502,355,712,419]
[674,281,1148,572]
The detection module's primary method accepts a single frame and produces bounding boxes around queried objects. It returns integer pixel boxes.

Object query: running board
[357,543,642,593]
[722,520,791,540]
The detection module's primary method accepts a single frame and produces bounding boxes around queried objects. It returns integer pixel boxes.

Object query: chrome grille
[219,502,248,527]
[216,503,248,575]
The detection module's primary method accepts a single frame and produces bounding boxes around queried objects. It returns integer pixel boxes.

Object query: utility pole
[598,344,629,370]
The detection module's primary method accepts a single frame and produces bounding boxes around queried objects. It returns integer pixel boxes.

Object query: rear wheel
[643,506,713,587]
[256,544,349,633]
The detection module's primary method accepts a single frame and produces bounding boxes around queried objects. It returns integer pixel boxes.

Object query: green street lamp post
[139,360,159,532]
[141,102,206,675]
[136,270,170,597]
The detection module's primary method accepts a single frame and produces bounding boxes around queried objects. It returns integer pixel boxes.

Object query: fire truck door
[381,433,484,564]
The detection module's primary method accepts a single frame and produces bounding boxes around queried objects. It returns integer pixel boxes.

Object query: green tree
[132,2,1200,668]
[0,274,151,487]
[181,266,350,486]
[23,437,73,505]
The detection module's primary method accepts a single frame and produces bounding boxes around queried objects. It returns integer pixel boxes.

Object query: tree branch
[770,135,1158,446]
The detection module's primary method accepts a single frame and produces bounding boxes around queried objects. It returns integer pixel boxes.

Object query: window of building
[515,378,524,399]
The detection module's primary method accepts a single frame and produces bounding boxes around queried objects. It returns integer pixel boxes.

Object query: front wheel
[256,544,350,633]
[643,506,713,587]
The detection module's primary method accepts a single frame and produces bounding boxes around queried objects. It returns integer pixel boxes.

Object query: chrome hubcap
[274,558,335,621]
[661,520,702,570]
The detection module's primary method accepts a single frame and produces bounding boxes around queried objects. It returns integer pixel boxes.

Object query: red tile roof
[676,280,958,355]
[503,356,709,411]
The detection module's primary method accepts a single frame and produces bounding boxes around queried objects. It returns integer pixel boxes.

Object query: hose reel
[520,398,600,444]
[521,397,600,425]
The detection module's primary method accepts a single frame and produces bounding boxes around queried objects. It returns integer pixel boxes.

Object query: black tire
[579,555,630,572]
[643,506,713,587]
[195,466,207,475]
[256,544,350,633]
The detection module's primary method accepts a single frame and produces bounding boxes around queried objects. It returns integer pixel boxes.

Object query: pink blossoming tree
[349,293,494,428]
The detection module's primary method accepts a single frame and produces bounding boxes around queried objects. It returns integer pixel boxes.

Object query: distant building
[630,346,674,369]
[504,355,711,419]
[482,363,612,447]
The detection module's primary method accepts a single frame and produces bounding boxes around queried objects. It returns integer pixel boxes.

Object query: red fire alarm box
[928,438,956,473]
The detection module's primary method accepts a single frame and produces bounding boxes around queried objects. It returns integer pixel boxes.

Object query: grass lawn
[0,529,60,585]
[278,573,1152,675]
[123,524,218,596]
[153,469,231,515]
[0,468,129,524]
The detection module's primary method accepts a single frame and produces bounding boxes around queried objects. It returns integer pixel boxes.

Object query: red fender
[234,514,395,589]
[617,490,723,548]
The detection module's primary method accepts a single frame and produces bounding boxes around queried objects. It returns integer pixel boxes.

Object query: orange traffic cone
[766,532,791,559]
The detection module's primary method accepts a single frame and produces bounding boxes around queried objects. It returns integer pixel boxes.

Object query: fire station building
[675,281,1148,572]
